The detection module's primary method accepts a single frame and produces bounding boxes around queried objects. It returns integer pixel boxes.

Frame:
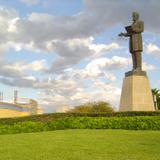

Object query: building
[0,91,43,118]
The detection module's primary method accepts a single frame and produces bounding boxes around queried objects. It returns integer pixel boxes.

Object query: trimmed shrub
[0,116,160,135]
[0,111,160,125]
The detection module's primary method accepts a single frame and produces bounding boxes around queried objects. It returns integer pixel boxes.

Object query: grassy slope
[0,130,160,160]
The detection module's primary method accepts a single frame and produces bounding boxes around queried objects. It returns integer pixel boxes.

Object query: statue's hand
[118,33,125,37]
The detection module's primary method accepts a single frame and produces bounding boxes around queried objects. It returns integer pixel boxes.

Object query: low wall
[0,109,29,118]
[0,99,42,118]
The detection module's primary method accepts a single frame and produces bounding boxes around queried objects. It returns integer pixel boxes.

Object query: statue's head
[132,12,139,22]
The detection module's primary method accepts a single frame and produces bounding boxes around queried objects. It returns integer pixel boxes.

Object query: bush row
[0,111,160,125]
[0,116,160,135]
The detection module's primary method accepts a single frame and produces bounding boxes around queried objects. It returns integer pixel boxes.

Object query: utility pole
[14,90,18,104]
[0,92,3,102]
[1,92,3,102]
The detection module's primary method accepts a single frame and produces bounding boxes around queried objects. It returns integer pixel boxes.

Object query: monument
[119,12,155,111]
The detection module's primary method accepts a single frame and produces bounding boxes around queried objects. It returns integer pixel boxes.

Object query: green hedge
[0,116,160,135]
[0,111,160,125]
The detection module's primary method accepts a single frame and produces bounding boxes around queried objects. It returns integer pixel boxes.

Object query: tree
[69,101,114,113]
[152,88,160,110]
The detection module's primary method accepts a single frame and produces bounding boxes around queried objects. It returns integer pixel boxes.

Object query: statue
[119,12,155,112]
[119,12,144,71]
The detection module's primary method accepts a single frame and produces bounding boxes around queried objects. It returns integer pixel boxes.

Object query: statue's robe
[125,21,144,53]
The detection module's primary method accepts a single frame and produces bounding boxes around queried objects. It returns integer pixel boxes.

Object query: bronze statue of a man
[119,12,144,71]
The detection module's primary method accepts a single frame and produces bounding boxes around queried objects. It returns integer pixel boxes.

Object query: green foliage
[46,116,160,130]
[0,111,160,125]
[69,101,114,113]
[1,116,160,134]
[0,121,48,134]
[152,88,160,109]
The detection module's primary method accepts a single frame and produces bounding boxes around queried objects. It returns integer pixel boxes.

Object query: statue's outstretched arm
[119,32,130,37]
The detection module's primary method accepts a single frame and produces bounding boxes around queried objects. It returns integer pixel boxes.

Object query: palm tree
[152,88,160,110]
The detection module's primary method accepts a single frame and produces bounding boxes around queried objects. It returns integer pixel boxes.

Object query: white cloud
[0,7,120,74]
[84,56,129,77]
[10,59,47,72]
[0,8,18,53]
[33,56,128,111]
[0,8,120,54]
[142,62,157,71]
[1,59,47,78]
[56,106,70,113]
[23,76,37,81]
[0,59,48,87]
[0,57,122,111]
[146,43,160,57]
[51,56,129,83]
[0,1,160,55]
[8,17,20,33]
[62,37,119,57]
[38,80,121,112]
[83,0,160,33]
[0,77,35,88]
[91,42,119,58]
[49,38,119,73]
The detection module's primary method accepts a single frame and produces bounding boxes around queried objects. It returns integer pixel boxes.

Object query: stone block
[119,74,155,111]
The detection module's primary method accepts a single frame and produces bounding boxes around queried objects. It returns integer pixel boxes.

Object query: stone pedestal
[119,71,155,111]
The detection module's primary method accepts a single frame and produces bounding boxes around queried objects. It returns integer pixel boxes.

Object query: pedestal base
[119,72,155,111]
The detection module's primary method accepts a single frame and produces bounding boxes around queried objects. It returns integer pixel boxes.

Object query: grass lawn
[0,129,160,160]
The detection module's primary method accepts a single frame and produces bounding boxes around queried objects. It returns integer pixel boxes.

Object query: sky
[0,0,159,112]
